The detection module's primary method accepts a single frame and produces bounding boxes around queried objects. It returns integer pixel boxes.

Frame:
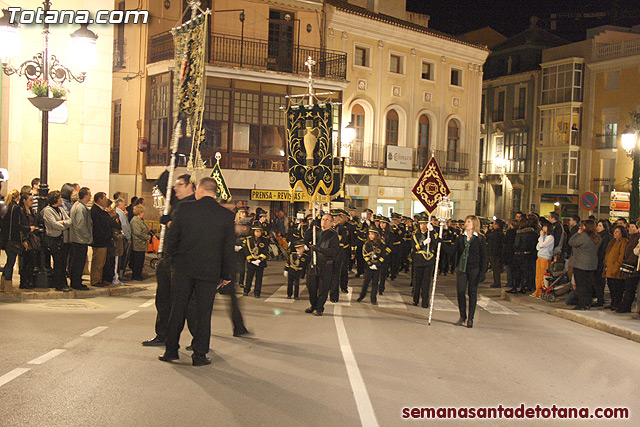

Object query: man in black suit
[304,213,340,316]
[160,177,236,366]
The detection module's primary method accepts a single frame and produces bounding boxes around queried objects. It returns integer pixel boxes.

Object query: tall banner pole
[158,121,182,256]
[428,197,451,326]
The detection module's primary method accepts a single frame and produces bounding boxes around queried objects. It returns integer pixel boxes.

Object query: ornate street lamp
[622,125,640,220]
[0,3,98,209]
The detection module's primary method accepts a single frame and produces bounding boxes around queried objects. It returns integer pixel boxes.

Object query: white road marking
[116,310,139,319]
[478,295,519,315]
[81,326,108,337]
[333,304,380,427]
[264,285,295,304]
[139,299,155,308]
[0,368,30,388]
[28,349,66,365]
[433,293,459,312]
[376,286,407,309]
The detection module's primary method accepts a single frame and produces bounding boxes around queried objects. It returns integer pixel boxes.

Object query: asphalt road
[1,263,639,426]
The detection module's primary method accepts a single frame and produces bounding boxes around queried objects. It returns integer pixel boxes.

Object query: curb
[503,292,640,344]
[0,284,148,303]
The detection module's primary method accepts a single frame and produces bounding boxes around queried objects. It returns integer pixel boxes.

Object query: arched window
[350,104,365,166]
[447,119,459,163]
[417,114,430,170]
[385,110,399,146]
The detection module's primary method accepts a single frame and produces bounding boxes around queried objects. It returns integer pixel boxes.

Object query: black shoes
[356,297,363,302]
[315,311,323,316]
[455,317,466,326]
[192,357,211,366]
[371,300,377,305]
[56,285,72,292]
[330,298,338,303]
[506,288,518,294]
[233,328,251,337]
[72,285,90,291]
[467,319,473,328]
[412,302,418,306]
[142,337,165,346]
[305,307,315,313]
[287,296,292,299]
[158,353,179,362]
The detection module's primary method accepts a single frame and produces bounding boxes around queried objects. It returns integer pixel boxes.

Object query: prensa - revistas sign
[386,146,413,170]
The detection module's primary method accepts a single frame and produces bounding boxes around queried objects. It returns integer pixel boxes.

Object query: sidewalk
[0,252,157,303]
[502,289,640,344]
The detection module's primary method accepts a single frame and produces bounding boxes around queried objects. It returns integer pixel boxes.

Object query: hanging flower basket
[28,96,65,112]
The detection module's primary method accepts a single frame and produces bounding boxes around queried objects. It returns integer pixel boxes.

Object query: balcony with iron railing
[594,134,617,149]
[148,31,347,80]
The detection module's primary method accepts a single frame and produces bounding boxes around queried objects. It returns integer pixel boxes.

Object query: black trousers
[456,268,480,321]
[413,263,435,307]
[49,243,69,288]
[401,242,411,272]
[154,257,173,340]
[165,269,217,358]
[379,263,389,292]
[359,267,380,303]
[236,252,246,286]
[19,250,36,287]
[330,252,346,302]
[594,267,605,305]
[245,263,264,296]
[287,271,301,298]
[70,243,88,288]
[619,276,640,312]
[512,256,535,291]
[390,247,400,278]
[355,243,365,276]
[489,256,502,287]
[187,278,247,337]
[130,250,145,279]
[607,277,625,308]
[117,240,130,280]
[442,245,455,273]
[573,268,596,309]
[340,250,349,292]
[102,255,115,283]
[307,264,332,313]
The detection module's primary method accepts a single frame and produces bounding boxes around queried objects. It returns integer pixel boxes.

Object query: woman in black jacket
[507,217,538,294]
[0,190,22,292]
[502,220,518,290]
[594,220,612,307]
[454,215,488,328]
[18,192,37,289]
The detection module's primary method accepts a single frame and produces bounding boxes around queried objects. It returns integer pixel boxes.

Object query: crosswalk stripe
[433,293,459,312]
[477,295,519,315]
[376,286,407,309]
[264,285,296,303]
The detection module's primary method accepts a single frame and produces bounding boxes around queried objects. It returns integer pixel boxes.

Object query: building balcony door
[268,10,294,73]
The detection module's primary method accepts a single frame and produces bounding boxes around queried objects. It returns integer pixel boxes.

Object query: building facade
[326,0,488,218]
[478,20,566,220]
[1,0,114,196]
[111,0,487,219]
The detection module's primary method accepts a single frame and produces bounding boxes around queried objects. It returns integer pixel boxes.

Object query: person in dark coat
[357,227,385,305]
[507,217,538,294]
[453,215,488,328]
[243,224,269,297]
[142,174,196,347]
[411,215,438,308]
[485,219,504,288]
[160,177,236,366]
[617,221,640,313]
[594,220,612,307]
[90,192,112,287]
[569,220,600,310]
[285,241,308,300]
[304,214,340,316]
[502,220,517,290]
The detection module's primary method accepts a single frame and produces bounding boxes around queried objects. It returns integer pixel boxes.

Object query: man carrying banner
[304,214,340,316]
[412,214,439,308]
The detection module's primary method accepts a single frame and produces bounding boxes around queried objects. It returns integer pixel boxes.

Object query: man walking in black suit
[159,177,236,366]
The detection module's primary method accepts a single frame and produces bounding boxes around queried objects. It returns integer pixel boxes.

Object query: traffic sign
[610,210,630,218]
[579,192,598,211]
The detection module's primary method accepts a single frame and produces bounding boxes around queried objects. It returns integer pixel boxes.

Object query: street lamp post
[0,3,98,209]
[622,126,640,220]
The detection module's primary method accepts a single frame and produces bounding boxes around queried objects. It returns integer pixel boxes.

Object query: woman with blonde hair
[453,215,488,328]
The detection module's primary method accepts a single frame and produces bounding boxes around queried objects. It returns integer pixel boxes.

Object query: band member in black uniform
[377,217,394,294]
[285,241,308,299]
[255,212,271,235]
[330,209,351,302]
[234,207,250,288]
[454,215,488,328]
[440,219,457,276]
[390,213,404,279]
[401,216,413,274]
[347,207,358,271]
[412,215,439,308]
[357,227,385,305]
[304,214,340,316]
[243,224,269,297]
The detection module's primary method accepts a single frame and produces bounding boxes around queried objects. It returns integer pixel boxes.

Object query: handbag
[620,262,636,274]
[44,234,64,252]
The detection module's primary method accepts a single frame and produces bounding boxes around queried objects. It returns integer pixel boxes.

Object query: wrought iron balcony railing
[148,32,347,80]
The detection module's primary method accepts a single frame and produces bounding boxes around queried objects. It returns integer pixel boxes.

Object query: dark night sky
[406,0,640,40]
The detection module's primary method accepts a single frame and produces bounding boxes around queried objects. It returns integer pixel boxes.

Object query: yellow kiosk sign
[251,190,330,203]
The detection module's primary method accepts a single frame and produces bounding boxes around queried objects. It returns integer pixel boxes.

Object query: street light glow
[621,127,637,154]
[69,24,98,73]
[342,122,356,145]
